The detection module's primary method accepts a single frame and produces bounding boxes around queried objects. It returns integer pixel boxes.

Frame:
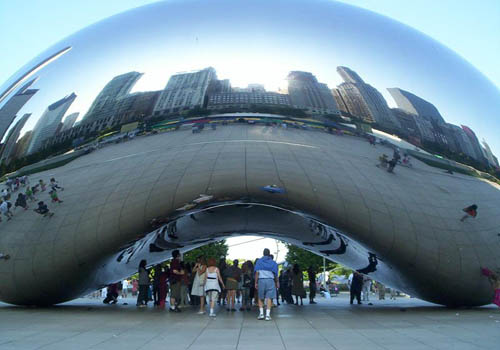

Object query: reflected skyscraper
[0,78,38,142]
[387,87,445,124]
[335,67,400,129]
[84,72,143,123]
[27,93,77,154]
[0,113,31,164]
[153,67,217,116]
[286,71,339,116]
[60,112,79,132]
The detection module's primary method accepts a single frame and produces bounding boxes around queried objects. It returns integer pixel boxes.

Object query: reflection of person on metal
[320,235,347,256]
[481,267,500,307]
[460,204,478,222]
[357,253,378,274]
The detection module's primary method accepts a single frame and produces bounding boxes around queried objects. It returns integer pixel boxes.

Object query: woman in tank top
[204,257,225,317]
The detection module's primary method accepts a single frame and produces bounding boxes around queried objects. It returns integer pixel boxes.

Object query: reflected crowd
[95,248,408,319]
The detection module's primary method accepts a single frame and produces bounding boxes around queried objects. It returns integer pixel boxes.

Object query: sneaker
[209,312,216,317]
[257,314,264,320]
[265,315,272,321]
[197,311,205,314]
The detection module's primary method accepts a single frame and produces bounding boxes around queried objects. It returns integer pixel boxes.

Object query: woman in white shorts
[204,257,225,317]
[191,256,207,314]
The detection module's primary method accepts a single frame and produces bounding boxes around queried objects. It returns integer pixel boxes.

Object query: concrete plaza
[1,294,499,350]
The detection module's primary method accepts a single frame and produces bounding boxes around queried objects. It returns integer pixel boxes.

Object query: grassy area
[0,154,82,182]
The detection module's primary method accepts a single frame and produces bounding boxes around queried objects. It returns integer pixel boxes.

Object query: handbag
[199,272,206,286]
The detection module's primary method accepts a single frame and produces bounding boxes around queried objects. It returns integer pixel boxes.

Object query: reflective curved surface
[1,0,500,306]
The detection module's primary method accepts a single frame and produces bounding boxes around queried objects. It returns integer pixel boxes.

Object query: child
[460,204,477,222]
[49,190,63,203]
[34,201,54,217]
[39,179,46,192]
[15,193,28,210]
[50,178,64,191]
[25,187,36,202]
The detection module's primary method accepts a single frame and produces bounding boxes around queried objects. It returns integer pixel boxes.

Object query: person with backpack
[34,201,53,217]
[15,193,28,210]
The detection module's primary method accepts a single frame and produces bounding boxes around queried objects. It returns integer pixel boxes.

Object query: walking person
[169,249,184,312]
[0,200,13,221]
[179,262,190,307]
[349,271,363,305]
[38,179,47,192]
[255,248,279,321]
[218,258,227,306]
[121,280,129,299]
[224,259,241,311]
[49,178,64,191]
[25,187,36,202]
[136,259,150,307]
[204,257,225,317]
[460,204,478,222]
[307,266,317,304]
[14,193,28,210]
[191,256,207,314]
[158,265,169,308]
[240,261,253,311]
[49,190,63,203]
[291,264,306,306]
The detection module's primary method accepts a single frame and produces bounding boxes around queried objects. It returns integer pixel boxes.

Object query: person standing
[376,281,386,300]
[152,265,162,306]
[121,280,129,299]
[362,276,371,302]
[158,265,169,308]
[179,262,190,307]
[132,279,138,296]
[218,259,227,306]
[291,264,306,305]
[307,266,317,304]
[224,259,241,312]
[254,248,279,321]
[191,256,207,314]
[204,257,225,317]
[349,271,363,305]
[137,259,150,307]
[481,267,500,307]
[240,261,253,311]
[169,249,184,312]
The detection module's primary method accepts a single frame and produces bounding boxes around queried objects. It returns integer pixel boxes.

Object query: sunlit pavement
[1,293,499,350]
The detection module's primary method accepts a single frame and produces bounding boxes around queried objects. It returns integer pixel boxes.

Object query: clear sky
[1,0,499,89]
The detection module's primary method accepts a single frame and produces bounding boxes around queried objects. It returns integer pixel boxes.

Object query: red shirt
[170,259,182,283]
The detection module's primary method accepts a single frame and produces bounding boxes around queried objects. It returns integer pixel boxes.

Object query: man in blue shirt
[254,248,279,320]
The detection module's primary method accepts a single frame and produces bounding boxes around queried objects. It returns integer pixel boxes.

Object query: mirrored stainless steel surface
[0,0,499,306]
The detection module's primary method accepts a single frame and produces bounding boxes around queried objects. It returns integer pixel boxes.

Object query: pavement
[1,293,499,350]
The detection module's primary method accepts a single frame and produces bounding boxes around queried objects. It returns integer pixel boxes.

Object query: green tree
[183,241,229,264]
[284,244,337,272]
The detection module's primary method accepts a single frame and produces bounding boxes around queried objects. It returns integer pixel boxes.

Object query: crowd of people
[103,249,330,320]
[0,175,64,222]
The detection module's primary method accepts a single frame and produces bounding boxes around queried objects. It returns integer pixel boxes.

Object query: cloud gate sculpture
[1,0,500,307]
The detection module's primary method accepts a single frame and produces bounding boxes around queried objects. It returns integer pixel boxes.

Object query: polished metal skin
[1,0,499,306]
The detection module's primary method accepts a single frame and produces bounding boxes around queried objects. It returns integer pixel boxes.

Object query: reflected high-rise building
[0,113,31,164]
[387,88,445,124]
[286,71,340,116]
[27,93,77,154]
[84,71,143,123]
[0,78,38,142]
[60,112,79,132]
[335,67,400,130]
[153,67,217,116]
[481,140,499,168]
[461,125,489,165]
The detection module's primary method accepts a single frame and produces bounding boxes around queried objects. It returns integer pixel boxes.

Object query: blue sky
[1,0,499,89]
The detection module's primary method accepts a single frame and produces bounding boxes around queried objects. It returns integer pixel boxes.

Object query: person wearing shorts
[254,248,279,321]
[204,257,225,317]
[169,250,184,312]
